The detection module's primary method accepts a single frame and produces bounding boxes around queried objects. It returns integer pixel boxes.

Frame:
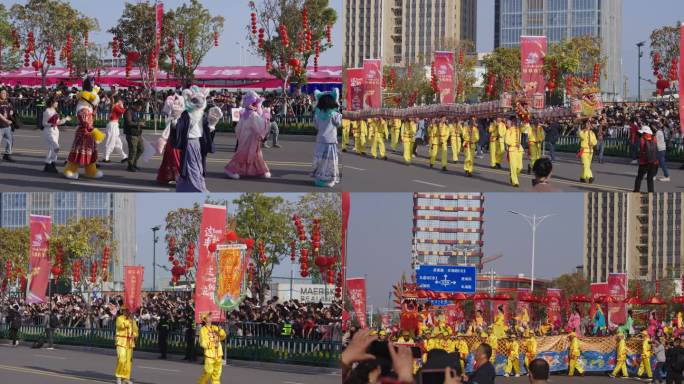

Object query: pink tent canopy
[0,65,342,89]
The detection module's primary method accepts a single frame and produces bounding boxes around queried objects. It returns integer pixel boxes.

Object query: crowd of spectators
[0,292,342,341]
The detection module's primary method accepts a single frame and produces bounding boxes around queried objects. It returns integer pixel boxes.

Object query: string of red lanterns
[101,246,110,282]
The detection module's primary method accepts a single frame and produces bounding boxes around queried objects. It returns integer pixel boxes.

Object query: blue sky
[135,193,306,289]
[347,193,584,308]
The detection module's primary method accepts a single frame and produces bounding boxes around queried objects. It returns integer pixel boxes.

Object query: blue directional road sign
[415,265,477,293]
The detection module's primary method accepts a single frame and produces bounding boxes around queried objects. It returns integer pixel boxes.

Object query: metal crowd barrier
[0,323,340,367]
[554,136,684,161]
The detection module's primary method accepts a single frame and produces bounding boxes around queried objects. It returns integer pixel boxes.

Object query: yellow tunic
[505,126,524,186]
[461,124,479,173]
[579,129,598,180]
[114,315,139,380]
[449,122,462,161]
[401,120,417,164]
[198,324,227,384]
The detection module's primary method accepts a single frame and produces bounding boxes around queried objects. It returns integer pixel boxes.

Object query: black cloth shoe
[127,165,137,172]
[3,154,16,162]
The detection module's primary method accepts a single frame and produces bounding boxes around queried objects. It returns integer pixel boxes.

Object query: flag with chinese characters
[546,288,562,326]
[215,245,247,311]
[434,51,455,104]
[679,25,684,133]
[362,59,382,109]
[124,266,144,311]
[27,215,51,304]
[520,36,547,108]
[607,273,627,325]
[346,277,367,328]
[346,68,364,111]
[194,204,227,324]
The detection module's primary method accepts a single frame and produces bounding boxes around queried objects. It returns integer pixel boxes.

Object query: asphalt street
[1,126,682,192]
[0,344,340,384]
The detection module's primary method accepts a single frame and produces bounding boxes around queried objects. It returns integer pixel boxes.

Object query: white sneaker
[630,159,638,164]
[658,177,670,182]
[263,172,271,179]
[515,374,520,377]
[225,171,240,180]
[116,378,122,384]
[46,347,54,350]
[504,374,509,377]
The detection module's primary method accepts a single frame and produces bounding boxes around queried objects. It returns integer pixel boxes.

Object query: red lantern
[459,48,464,65]
[225,231,239,241]
[325,25,332,44]
[208,242,217,253]
[84,30,89,48]
[214,31,219,47]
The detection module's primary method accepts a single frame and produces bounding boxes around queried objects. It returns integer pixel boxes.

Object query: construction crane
[477,252,503,272]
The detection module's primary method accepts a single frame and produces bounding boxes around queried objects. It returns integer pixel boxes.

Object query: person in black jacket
[666,338,684,384]
[157,313,169,359]
[123,100,145,172]
[544,121,560,163]
[8,306,21,346]
[183,314,197,361]
[463,343,496,384]
[45,306,59,349]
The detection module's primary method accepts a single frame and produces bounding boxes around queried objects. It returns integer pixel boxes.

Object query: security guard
[281,322,293,337]
[198,312,227,384]
[114,307,139,384]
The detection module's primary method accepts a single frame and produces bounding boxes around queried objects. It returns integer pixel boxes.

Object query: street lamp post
[636,41,646,102]
[508,211,554,292]
[151,225,160,291]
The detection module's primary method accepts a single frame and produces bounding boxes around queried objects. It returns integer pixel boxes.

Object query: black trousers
[127,135,144,167]
[159,334,167,358]
[667,373,683,384]
[634,164,657,192]
[9,328,18,345]
[184,335,196,361]
[46,328,54,348]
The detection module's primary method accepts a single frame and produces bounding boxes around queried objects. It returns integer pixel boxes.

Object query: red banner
[362,59,382,109]
[155,4,164,54]
[27,215,51,304]
[445,303,463,326]
[341,192,350,277]
[347,277,367,328]
[546,288,562,326]
[124,266,144,312]
[521,36,547,108]
[434,51,455,104]
[194,204,227,324]
[516,288,531,322]
[346,68,364,111]
[607,273,627,326]
[680,25,684,133]
[590,283,609,318]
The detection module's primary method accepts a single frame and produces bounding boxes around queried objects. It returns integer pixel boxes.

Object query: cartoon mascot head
[76,76,100,113]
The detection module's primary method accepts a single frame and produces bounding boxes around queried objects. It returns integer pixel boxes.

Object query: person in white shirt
[41,96,70,173]
[654,124,670,182]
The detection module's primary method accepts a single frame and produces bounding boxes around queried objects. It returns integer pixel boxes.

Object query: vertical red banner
[341,192,350,285]
[124,266,144,312]
[516,288,531,322]
[590,283,608,318]
[194,204,227,324]
[362,59,382,109]
[434,51,455,104]
[346,68,365,111]
[520,36,547,108]
[679,25,684,133]
[607,273,627,325]
[346,277,367,328]
[545,288,562,326]
[27,215,51,304]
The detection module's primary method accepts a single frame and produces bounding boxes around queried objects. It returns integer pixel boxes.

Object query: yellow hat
[379,330,387,336]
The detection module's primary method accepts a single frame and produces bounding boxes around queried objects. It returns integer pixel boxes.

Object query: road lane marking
[33,353,66,359]
[69,181,173,191]
[139,365,182,372]
[343,165,366,171]
[0,363,111,382]
[283,381,305,384]
[412,180,446,188]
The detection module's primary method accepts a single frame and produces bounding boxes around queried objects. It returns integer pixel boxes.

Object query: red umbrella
[624,296,643,305]
[449,292,468,301]
[672,296,684,304]
[643,296,666,305]
[598,295,621,304]
[569,294,592,303]
[518,293,541,303]
[492,293,513,301]
[471,292,491,301]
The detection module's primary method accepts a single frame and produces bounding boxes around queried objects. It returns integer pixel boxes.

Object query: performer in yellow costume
[400,119,417,164]
[395,330,414,346]
[456,337,469,372]
[461,119,479,177]
[523,330,537,371]
[504,335,521,377]
[352,119,367,155]
[527,120,545,173]
[449,120,462,163]
[369,118,388,160]
[637,330,652,379]
[340,118,351,152]
[475,310,485,333]
[492,305,506,338]
[114,308,139,384]
[610,331,628,377]
[567,333,584,376]
[428,118,449,170]
[389,118,402,152]
[488,118,506,169]
[198,312,227,384]
[486,331,498,364]
[505,120,524,187]
[578,122,598,183]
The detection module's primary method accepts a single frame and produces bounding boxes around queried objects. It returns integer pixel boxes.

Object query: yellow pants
[451,137,461,162]
[354,134,365,155]
[390,129,400,151]
[524,355,535,371]
[490,352,497,365]
[581,152,593,180]
[430,142,448,167]
[612,358,628,377]
[198,356,223,384]
[371,136,386,159]
[341,127,350,151]
[508,149,523,186]
[402,139,413,164]
[115,346,133,380]
[505,355,521,375]
[637,354,652,378]
[568,357,584,376]
[64,162,99,177]
[489,141,499,167]
[529,143,542,168]
[464,146,475,173]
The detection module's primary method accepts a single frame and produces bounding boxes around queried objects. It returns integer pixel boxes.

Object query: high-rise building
[0,192,137,290]
[583,193,684,284]
[344,0,478,68]
[411,193,484,268]
[494,0,622,99]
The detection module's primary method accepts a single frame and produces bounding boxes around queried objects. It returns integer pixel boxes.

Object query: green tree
[384,64,433,107]
[163,0,224,86]
[0,4,21,71]
[550,272,591,298]
[248,0,337,116]
[482,47,521,99]
[543,36,605,102]
[10,0,98,87]
[0,227,29,286]
[650,25,680,78]
[294,193,341,259]
[232,193,291,304]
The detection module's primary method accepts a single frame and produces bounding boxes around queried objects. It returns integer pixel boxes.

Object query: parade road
[1,127,682,192]
[0,344,340,384]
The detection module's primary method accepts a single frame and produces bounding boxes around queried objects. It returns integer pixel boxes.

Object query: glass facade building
[411,193,484,267]
[0,193,137,290]
[494,0,623,99]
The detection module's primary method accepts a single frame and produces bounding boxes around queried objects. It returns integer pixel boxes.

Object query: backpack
[641,138,658,165]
